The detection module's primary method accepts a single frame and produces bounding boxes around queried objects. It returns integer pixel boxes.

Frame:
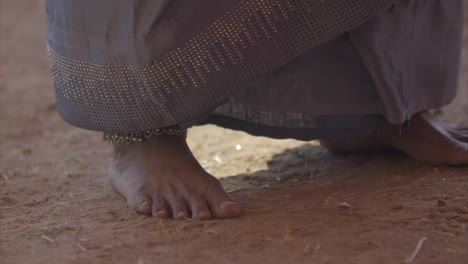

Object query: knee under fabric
[47,0,395,142]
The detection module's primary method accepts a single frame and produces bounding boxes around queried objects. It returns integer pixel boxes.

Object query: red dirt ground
[1,1,467,264]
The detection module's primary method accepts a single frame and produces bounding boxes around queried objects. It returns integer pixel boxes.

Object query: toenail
[194,211,210,220]
[154,210,168,218]
[220,201,238,209]
[176,212,187,219]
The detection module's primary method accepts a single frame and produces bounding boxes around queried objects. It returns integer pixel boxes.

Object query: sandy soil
[1,1,468,264]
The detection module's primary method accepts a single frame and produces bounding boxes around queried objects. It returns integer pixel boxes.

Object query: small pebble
[22,148,32,155]
[437,199,447,207]
[338,201,354,209]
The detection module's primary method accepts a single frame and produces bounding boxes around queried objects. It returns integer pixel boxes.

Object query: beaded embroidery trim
[103,127,186,144]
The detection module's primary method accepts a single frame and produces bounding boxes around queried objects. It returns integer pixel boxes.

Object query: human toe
[128,192,152,215]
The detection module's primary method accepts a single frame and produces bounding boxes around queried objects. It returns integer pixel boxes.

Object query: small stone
[22,148,32,155]
[338,201,354,209]
[437,199,447,207]
[213,155,222,164]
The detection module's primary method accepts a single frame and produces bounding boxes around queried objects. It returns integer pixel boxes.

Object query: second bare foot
[321,112,468,165]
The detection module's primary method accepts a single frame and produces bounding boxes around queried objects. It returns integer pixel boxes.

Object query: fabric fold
[47,0,395,134]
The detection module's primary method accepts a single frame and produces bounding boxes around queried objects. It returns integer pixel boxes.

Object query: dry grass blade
[41,235,55,243]
[304,243,311,254]
[283,225,293,241]
[314,244,321,254]
[404,237,427,263]
[205,229,219,235]
[76,242,86,252]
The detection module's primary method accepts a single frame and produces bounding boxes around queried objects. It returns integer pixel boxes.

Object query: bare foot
[321,112,468,165]
[108,134,241,220]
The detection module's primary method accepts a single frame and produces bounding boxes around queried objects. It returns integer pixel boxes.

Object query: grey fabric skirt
[46,0,463,141]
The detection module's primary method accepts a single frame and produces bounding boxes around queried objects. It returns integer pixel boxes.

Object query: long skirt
[46,0,464,142]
